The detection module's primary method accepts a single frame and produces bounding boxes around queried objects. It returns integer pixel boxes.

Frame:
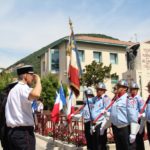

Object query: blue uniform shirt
[80,97,94,122]
[91,94,111,122]
[146,96,150,122]
[129,95,144,112]
[110,93,138,127]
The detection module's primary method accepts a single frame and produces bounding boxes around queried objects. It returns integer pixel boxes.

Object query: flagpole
[68,19,93,129]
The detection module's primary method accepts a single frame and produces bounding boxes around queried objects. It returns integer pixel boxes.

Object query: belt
[114,124,129,128]
[8,126,34,131]
[84,119,90,123]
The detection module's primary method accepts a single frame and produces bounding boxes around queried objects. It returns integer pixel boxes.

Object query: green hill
[6,34,119,75]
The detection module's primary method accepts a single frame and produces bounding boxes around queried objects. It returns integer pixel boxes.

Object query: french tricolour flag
[51,92,63,123]
[51,84,67,123]
[67,26,82,97]
[67,90,75,122]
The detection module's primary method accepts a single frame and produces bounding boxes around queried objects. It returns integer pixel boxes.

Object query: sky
[0,0,150,68]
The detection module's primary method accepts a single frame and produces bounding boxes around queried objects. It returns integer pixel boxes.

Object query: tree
[41,73,68,110]
[0,72,14,92]
[81,61,112,87]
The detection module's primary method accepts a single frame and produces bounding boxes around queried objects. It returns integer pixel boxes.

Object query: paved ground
[0,137,59,150]
[0,138,150,150]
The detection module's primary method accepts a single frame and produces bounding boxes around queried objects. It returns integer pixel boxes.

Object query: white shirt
[5,82,34,128]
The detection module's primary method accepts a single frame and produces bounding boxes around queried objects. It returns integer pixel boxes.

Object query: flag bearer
[129,81,145,150]
[82,88,94,150]
[110,79,140,150]
[91,82,111,150]
[73,87,94,150]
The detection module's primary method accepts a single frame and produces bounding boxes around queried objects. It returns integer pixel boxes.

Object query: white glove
[130,122,140,135]
[138,113,146,119]
[100,127,105,135]
[129,134,136,143]
[90,125,95,134]
[139,113,146,134]
[100,117,111,135]
[104,112,110,120]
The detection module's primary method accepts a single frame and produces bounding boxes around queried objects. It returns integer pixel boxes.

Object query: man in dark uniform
[5,65,42,150]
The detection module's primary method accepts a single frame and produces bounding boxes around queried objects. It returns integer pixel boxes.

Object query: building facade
[40,34,132,102]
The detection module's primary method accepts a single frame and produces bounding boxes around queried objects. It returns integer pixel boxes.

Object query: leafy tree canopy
[41,73,68,110]
[81,61,112,87]
[0,72,14,92]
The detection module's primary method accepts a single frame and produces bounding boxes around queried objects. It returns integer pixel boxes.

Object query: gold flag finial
[69,17,73,32]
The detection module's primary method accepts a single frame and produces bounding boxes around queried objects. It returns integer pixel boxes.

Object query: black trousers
[136,129,145,150]
[7,126,35,150]
[147,121,150,143]
[112,125,136,150]
[92,123,107,150]
[0,126,9,150]
[84,121,93,150]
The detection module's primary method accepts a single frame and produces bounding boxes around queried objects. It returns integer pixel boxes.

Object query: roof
[74,35,133,47]
[5,33,134,73]
[47,34,134,51]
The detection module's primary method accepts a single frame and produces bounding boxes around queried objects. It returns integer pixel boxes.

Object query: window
[111,76,118,84]
[110,53,118,64]
[111,75,119,90]
[78,50,84,62]
[50,49,59,72]
[42,61,45,72]
[93,52,102,63]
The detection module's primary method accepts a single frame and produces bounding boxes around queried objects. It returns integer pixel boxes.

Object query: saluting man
[110,79,139,150]
[129,81,145,150]
[5,65,42,150]
[91,82,111,150]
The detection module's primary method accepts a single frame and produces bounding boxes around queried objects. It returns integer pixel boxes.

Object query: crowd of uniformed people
[73,79,150,150]
[1,64,150,150]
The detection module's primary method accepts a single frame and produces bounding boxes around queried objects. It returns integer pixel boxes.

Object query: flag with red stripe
[67,20,82,97]
[67,90,75,122]
[51,92,63,123]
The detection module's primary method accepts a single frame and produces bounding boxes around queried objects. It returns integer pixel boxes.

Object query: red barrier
[35,111,114,146]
